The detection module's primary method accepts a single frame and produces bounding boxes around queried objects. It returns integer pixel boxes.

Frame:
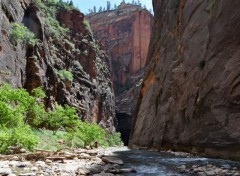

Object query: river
[110,147,240,176]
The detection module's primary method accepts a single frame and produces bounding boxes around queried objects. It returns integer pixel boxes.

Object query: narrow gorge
[1,0,240,175]
[86,2,153,145]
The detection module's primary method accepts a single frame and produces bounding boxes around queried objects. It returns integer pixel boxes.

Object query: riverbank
[0,147,240,176]
[0,147,134,176]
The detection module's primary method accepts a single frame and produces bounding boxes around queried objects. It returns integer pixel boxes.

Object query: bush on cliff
[57,69,73,81]
[10,22,36,45]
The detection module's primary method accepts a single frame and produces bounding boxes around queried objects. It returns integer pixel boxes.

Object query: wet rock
[178,165,186,170]
[119,168,136,173]
[101,157,123,165]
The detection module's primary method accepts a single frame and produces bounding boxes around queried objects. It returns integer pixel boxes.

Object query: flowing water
[111,147,240,176]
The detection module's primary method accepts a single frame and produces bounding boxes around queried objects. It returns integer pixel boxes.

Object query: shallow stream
[112,148,240,176]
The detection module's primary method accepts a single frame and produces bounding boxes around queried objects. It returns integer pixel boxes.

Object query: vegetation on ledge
[0,83,122,154]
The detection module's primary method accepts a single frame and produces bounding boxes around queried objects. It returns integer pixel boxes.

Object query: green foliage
[10,22,36,45]
[58,69,73,81]
[45,104,79,133]
[75,122,106,146]
[0,126,37,153]
[0,83,122,153]
[34,0,77,12]
[33,129,67,150]
[106,132,123,146]
[83,20,93,34]
[207,0,216,13]
[45,16,69,38]
[0,84,39,153]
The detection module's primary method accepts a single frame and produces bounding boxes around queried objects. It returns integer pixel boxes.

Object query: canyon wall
[87,3,152,95]
[129,0,240,160]
[87,3,153,144]
[0,0,115,131]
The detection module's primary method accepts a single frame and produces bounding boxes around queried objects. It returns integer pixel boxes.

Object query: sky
[69,0,153,14]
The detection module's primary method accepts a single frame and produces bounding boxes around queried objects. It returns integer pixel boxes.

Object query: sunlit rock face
[129,0,240,160]
[87,3,153,144]
[87,3,153,95]
[0,0,115,131]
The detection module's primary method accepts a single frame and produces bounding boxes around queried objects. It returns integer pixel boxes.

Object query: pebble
[178,165,186,170]
[31,167,38,171]
[0,167,12,175]
[205,170,215,176]
[198,172,206,176]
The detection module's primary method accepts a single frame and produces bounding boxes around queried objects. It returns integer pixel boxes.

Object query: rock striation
[87,3,152,95]
[87,3,153,144]
[129,0,240,160]
[0,0,115,131]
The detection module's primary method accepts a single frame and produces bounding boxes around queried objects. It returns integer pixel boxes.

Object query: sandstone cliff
[129,0,240,159]
[87,3,153,144]
[87,2,152,95]
[0,0,115,131]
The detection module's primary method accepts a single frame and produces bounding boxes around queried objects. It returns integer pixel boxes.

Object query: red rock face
[0,1,115,131]
[129,0,240,160]
[87,4,153,95]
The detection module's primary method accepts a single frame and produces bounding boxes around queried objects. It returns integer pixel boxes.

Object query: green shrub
[72,122,106,146]
[0,83,123,153]
[10,23,36,45]
[58,69,73,81]
[83,20,93,34]
[106,132,123,146]
[0,125,38,153]
[0,84,39,153]
[44,104,80,133]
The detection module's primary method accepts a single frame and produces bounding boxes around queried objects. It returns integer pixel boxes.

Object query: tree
[107,1,111,11]
[69,0,73,6]
[114,4,117,9]
[93,6,96,13]
[132,0,134,4]
[122,0,125,3]
[99,6,103,12]
[59,0,63,3]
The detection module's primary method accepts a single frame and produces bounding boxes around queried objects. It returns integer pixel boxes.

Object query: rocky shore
[0,148,135,176]
[1,147,240,176]
[178,164,240,176]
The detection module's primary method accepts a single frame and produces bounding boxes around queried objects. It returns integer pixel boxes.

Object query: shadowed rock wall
[129,0,240,160]
[0,0,115,131]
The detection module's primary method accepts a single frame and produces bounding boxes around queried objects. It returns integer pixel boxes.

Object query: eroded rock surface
[129,0,240,160]
[87,3,152,95]
[0,0,115,130]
